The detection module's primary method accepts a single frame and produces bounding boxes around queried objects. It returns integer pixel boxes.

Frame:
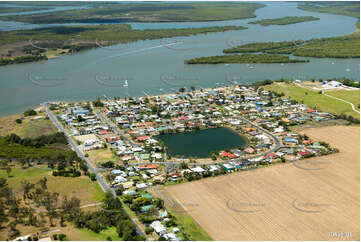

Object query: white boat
[346,68,351,72]
[123,80,128,87]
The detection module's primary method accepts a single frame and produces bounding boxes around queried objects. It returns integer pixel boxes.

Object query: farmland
[165,125,360,240]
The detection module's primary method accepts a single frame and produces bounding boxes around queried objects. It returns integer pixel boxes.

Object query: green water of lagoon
[156,127,248,159]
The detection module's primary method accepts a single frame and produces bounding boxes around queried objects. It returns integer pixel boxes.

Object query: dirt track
[166,125,360,240]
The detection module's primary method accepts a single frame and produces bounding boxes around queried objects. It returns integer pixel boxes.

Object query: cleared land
[0,114,56,138]
[325,90,360,111]
[264,83,360,119]
[166,125,360,240]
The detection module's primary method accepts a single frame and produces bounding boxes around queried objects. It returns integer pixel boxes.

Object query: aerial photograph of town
[0,0,359,241]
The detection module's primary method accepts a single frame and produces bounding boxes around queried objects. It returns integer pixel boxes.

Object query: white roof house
[150,221,167,235]
[114,176,127,183]
[191,167,205,173]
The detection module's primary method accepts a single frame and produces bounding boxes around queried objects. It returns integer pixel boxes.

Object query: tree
[179,87,185,93]
[93,98,104,107]
[24,109,37,116]
[15,119,22,124]
[8,222,20,240]
[115,185,125,196]
[89,173,96,181]
[190,85,195,91]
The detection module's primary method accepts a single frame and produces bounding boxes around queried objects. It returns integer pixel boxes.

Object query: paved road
[44,103,146,238]
[94,109,139,147]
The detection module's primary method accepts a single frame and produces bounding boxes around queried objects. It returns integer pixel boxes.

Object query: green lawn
[67,226,121,241]
[325,90,360,110]
[264,83,360,118]
[169,210,213,241]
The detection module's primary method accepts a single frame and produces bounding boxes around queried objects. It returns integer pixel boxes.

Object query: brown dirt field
[166,125,360,241]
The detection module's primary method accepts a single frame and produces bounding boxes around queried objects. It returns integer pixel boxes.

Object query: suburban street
[94,109,140,148]
[44,102,146,238]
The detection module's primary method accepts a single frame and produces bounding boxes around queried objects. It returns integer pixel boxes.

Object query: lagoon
[156,128,248,159]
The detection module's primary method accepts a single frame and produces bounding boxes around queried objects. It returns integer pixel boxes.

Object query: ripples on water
[0,2,359,116]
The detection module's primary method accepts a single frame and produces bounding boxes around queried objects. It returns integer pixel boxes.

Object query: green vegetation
[0,24,246,45]
[0,7,52,13]
[186,54,308,64]
[263,82,360,119]
[0,24,246,66]
[169,210,212,241]
[24,109,37,116]
[223,34,360,58]
[0,55,47,66]
[0,115,57,139]
[298,2,360,18]
[248,16,320,26]
[324,90,360,110]
[223,40,303,54]
[0,167,104,204]
[0,2,265,23]
[0,175,138,241]
[0,133,89,178]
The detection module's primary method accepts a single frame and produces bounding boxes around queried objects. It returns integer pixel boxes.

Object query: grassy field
[87,148,120,167]
[248,16,319,26]
[0,114,57,138]
[0,166,105,205]
[263,83,360,118]
[0,165,108,241]
[65,226,122,241]
[0,2,265,23]
[325,90,360,110]
[166,125,360,240]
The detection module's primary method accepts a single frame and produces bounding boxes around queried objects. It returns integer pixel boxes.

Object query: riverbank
[0,2,265,24]
[186,53,309,64]
[248,16,320,26]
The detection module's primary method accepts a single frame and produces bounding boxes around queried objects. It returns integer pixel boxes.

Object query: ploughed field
[165,125,360,240]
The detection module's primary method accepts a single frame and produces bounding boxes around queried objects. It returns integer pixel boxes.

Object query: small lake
[156,127,248,159]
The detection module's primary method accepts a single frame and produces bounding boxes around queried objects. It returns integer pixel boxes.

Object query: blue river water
[0,2,359,116]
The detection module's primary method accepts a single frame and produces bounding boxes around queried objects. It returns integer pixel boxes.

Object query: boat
[123,80,128,87]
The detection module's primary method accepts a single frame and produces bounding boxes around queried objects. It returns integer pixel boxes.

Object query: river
[0,2,359,116]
